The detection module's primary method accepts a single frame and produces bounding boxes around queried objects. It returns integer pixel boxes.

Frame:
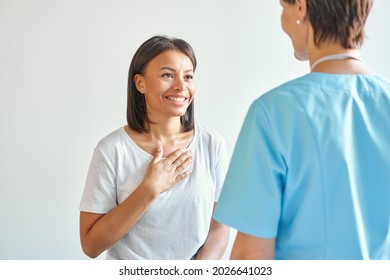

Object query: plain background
[0,0,389,260]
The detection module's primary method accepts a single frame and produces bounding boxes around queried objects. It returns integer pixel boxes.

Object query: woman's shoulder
[195,125,224,140]
[264,74,314,96]
[194,125,226,150]
[95,127,126,151]
[192,125,227,162]
[254,73,336,107]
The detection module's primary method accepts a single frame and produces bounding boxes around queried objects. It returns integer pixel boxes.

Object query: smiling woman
[134,50,195,130]
[127,48,196,157]
[79,35,230,260]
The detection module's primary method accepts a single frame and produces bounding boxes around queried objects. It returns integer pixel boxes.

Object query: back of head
[283,0,374,48]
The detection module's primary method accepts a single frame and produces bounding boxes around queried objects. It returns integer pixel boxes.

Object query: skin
[130,50,196,156]
[229,0,372,260]
[279,0,372,74]
[80,50,229,259]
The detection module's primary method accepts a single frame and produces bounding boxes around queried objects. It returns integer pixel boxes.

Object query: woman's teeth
[166,96,186,102]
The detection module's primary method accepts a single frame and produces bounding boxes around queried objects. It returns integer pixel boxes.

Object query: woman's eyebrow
[159,67,193,72]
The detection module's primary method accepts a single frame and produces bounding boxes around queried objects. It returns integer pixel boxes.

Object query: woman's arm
[230,231,275,260]
[195,204,230,260]
[80,182,158,258]
[80,146,192,258]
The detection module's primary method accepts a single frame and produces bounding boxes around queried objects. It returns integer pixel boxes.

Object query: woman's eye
[162,73,174,78]
[185,75,194,80]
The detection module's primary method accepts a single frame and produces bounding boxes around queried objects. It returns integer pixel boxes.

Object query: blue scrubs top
[214,73,390,259]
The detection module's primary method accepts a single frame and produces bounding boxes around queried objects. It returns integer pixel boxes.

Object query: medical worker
[214,0,390,259]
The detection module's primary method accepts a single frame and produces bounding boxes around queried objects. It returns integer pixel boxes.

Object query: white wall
[0,0,389,260]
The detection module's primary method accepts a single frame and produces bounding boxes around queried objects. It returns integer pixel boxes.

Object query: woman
[79,35,229,260]
[214,0,390,259]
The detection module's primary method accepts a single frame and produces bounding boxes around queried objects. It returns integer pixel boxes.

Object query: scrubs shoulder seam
[254,99,284,160]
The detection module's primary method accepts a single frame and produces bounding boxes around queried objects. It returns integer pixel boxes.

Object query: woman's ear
[296,0,308,22]
[134,74,146,94]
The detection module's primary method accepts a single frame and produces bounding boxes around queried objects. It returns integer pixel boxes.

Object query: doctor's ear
[134,74,146,94]
[296,0,308,20]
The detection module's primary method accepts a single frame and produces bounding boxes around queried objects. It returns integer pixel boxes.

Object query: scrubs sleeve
[213,100,286,238]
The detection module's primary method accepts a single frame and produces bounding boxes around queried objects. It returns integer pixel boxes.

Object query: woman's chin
[294,50,309,61]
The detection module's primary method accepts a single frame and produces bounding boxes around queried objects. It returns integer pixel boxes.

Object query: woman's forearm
[80,182,158,258]
[80,147,193,258]
[196,218,230,260]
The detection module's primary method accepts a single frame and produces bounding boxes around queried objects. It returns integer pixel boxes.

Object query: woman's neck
[309,44,359,67]
[145,117,183,141]
[125,117,193,157]
[308,44,371,74]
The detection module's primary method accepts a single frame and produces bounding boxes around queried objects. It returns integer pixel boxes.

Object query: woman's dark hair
[127,35,197,133]
[283,0,373,48]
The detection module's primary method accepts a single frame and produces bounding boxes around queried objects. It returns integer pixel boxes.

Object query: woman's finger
[152,145,163,164]
[175,170,192,183]
[173,149,192,165]
[164,147,186,166]
[174,154,193,173]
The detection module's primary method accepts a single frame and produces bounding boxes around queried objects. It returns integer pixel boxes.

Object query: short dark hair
[283,0,373,48]
[127,35,197,133]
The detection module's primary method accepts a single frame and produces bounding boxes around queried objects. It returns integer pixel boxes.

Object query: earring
[296,19,301,25]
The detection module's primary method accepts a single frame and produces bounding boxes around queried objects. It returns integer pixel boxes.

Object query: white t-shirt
[80,125,228,259]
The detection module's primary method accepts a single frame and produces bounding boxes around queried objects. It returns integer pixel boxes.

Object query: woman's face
[135,50,195,122]
[280,0,309,61]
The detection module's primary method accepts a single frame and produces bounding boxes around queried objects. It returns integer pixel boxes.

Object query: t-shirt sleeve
[213,100,286,238]
[79,146,117,214]
[213,135,229,202]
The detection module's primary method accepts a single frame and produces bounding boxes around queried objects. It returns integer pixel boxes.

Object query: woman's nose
[173,77,185,91]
